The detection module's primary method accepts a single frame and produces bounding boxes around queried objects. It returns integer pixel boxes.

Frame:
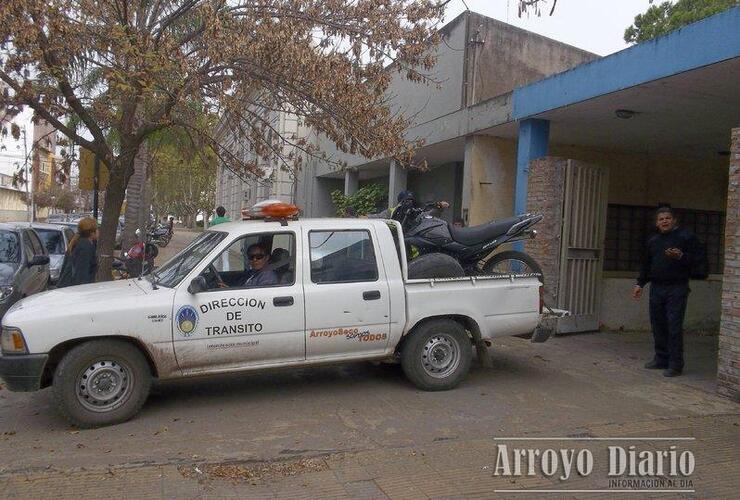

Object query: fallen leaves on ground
[178,457,328,484]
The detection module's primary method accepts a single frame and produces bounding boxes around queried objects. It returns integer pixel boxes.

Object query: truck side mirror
[188,276,207,294]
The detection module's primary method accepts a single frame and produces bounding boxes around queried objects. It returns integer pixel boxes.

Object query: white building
[214,109,310,220]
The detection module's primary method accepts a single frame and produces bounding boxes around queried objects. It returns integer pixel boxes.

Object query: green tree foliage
[150,125,216,229]
[624,0,738,44]
[331,184,387,216]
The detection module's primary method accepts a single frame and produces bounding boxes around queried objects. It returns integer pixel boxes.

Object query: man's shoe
[663,368,682,377]
[644,360,667,369]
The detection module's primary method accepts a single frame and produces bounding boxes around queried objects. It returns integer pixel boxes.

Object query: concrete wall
[408,163,460,223]
[386,13,466,127]
[467,13,596,106]
[717,128,739,401]
[550,146,729,211]
[463,136,517,226]
[601,278,723,332]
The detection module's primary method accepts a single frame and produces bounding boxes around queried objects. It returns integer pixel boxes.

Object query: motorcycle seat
[449,215,527,246]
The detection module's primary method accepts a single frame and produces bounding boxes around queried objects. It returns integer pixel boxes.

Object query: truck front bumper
[0,353,48,391]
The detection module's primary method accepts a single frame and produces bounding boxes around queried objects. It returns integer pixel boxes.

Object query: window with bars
[604,204,725,274]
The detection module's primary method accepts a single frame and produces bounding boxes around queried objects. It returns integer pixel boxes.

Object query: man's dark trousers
[649,282,689,371]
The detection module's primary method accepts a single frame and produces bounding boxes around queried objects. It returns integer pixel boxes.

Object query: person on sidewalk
[632,206,704,377]
[211,206,232,270]
[211,206,231,226]
[57,217,98,288]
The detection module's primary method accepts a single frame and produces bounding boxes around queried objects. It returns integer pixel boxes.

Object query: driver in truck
[241,243,278,287]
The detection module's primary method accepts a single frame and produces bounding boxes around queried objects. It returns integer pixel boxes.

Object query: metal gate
[557,160,609,333]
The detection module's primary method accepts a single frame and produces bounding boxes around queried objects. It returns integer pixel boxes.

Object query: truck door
[303,228,391,360]
[172,230,305,373]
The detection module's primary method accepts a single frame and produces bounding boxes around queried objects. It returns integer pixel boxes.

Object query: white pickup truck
[0,217,544,427]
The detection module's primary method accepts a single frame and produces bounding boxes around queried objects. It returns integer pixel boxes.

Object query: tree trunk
[96,167,128,281]
[122,146,149,252]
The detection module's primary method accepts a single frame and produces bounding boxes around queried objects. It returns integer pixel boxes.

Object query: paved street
[1,273,737,500]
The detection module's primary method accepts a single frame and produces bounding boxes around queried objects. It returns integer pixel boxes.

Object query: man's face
[656,212,676,233]
[248,249,268,270]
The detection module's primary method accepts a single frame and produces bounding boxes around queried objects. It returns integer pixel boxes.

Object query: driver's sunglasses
[248,253,266,260]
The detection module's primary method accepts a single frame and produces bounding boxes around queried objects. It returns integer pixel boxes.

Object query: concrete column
[515,118,550,216]
[388,160,407,209]
[344,169,359,196]
[717,127,739,402]
[462,135,517,226]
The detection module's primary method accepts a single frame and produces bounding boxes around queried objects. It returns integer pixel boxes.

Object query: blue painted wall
[512,7,740,119]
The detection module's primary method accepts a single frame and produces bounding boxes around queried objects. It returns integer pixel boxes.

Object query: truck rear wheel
[52,340,151,428]
[401,319,472,391]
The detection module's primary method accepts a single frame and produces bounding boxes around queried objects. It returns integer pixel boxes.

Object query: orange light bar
[261,202,300,218]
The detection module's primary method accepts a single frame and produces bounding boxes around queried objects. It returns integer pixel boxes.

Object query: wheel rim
[487,258,535,275]
[76,359,134,413]
[421,334,461,379]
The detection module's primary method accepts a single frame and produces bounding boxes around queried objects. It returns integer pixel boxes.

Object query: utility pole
[93,154,100,220]
[21,126,34,222]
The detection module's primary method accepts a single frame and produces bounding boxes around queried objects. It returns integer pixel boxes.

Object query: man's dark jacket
[637,227,704,287]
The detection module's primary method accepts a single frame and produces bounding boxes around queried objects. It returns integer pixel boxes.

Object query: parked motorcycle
[149,223,171,247]
[395,202,543,278]
[119,229,158,278]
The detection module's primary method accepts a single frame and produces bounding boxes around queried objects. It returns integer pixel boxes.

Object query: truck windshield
[155,231,226,288]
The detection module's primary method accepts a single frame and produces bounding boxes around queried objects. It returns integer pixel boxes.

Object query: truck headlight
[1,327,28,354]
[0,286,14,302]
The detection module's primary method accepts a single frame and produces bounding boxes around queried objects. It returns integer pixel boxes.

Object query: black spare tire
[407,253,464,279]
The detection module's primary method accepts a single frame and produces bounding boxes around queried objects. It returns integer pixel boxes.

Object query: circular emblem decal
[176,305,199,337]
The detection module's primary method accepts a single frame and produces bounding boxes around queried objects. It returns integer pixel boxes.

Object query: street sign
[78,148,109,190]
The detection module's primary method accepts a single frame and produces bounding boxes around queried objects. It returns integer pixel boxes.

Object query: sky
[443,0,655,56]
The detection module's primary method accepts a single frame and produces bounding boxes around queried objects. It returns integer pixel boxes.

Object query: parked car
[54,218,122,249]
[0,223,50,318]
[0,210,547,428]
[15,222,74,285]
[46,213,71,224]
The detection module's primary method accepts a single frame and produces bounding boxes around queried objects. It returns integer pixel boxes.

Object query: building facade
[214,110,308,221]
[303,9,739,396]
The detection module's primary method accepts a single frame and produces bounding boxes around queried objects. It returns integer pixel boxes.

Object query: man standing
[211,206,230,226]
[632,206,704,377]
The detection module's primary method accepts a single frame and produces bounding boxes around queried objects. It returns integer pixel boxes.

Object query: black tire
[145,243,159,259]
[52,339,151,428]
[407,253,464,279]
[401,319,472,391]
[482,250,543,282]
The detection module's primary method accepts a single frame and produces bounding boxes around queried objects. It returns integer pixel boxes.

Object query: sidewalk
[1,413,736,499]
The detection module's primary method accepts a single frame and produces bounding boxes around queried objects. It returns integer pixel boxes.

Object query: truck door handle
[363,290,381,301]
[273,296,294,307]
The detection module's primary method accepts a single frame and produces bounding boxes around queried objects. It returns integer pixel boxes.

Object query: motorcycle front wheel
[481,251,543,282]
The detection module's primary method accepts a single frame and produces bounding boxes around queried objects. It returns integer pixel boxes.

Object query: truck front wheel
[52,340,151,428]
[401,319,472,391]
